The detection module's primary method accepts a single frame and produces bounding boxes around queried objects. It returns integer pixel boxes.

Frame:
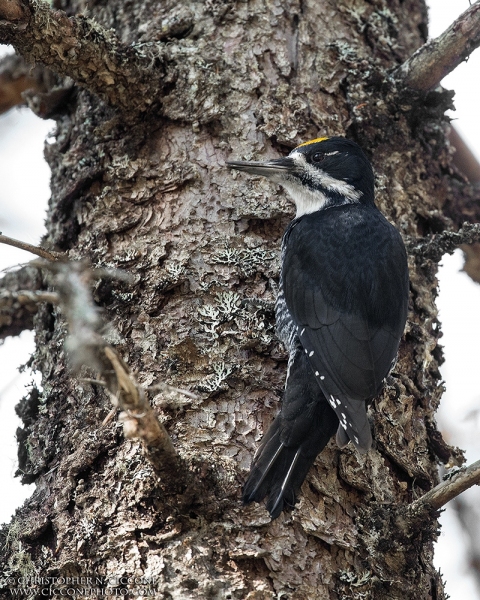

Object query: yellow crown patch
[297,137,329,148]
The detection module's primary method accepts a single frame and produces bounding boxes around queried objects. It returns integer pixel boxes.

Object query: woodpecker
[227,136,409,519]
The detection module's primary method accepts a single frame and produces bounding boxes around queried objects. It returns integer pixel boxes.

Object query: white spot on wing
[330,395,343,410]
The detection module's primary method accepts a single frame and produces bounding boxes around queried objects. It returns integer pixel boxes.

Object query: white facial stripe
[281,178,329,217]
[283,152,362,217]
[295,152,362,200]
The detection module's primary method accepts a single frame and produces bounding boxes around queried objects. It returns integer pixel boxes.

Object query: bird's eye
[312,153,325,162]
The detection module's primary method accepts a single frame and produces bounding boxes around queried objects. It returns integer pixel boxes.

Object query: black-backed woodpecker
[227,137,409,519]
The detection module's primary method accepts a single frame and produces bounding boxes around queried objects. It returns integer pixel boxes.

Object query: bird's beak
[226,157,296,179]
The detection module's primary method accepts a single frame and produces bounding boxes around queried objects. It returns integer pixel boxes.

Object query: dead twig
[0,233,64,262]
[0,288,49,339]
[44,260,189,482]
[396,1,480,91]
[78,377,107,386]
[147,382,199,400]
[0,289,58,305]
[79,376,198,400]
[0,255,183,472]
[104,346,178,468]
[0,52,38,113]
[0,265,47,339]
[396,461,480,536]
[449,127,480,185]
[409,461,480,514]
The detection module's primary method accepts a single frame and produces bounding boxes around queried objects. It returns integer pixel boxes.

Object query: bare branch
[148,382,199,401]
[0,233,64,261]
[78,376,199,400]
[78,377,106,386]
[407,222,480,263]
[0,289,58,305]
[396,461,480,536]
[450,127,480,185]
[104,346,178,472]
[444,175,480,227]
[47,260,189,482]
[0,52,37,113]
[396,1,480,91]
[409,461,480,514]
[0,51,74,118]
[445,128,480,284]
[0,289,58,337]
[0,0,166,113]
[0,264,45,339]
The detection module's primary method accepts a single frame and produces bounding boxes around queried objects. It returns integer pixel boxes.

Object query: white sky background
[0,2,480,595]
[0,106,51,518]
[429,2,480,599]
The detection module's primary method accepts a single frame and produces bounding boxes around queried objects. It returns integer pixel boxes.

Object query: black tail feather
[242,408,337,518]
[242,432,285,503]
[242,350,339,518]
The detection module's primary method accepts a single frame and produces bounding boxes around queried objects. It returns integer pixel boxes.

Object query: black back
[282,204,408,447]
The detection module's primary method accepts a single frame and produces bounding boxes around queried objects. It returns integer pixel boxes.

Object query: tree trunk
[0,0,473,598]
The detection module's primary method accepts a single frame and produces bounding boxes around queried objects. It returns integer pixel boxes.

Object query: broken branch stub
[396,2,480,91]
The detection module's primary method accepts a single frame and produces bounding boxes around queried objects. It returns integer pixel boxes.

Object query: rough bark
[0,0,476,598]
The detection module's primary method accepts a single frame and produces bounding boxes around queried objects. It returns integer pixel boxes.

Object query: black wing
[282,205,409,451]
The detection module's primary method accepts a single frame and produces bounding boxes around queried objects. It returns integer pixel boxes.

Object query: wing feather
[282,205,409,450]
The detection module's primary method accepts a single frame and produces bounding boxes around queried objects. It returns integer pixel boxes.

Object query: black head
[291,137,374,203]
[227,136,375,217]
